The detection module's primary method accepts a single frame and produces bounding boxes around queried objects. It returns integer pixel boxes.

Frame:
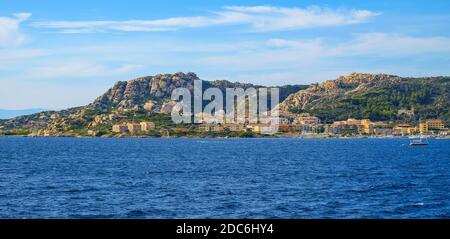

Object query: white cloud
[190,33,450,82]
[333,33,450,56]
[28,63,144,79]
[0,13,31,47]
[0,48,47,70]
[30,6,379,33]
[222,6,379,32]
[268,33,450,57]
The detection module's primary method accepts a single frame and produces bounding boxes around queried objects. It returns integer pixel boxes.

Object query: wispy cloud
[30,6,379,33]
[269,33,450,57]
[222,6,379,32]
[192,33,450,83]
[0,13,31,47]
[28,62,144,79]
[334,33,450,56]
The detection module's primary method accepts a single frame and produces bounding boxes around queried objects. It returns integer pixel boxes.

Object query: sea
[0,137,449,218]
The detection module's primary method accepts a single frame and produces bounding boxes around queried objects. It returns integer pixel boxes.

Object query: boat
[410,119,429,146]
[410,135,429,146]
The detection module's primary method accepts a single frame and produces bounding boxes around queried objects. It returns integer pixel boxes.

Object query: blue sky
[1,0,450,109]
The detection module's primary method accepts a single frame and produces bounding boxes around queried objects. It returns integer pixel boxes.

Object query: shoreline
[1,134,449,139]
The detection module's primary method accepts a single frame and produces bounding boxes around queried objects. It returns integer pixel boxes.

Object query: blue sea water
[0,137,449,218]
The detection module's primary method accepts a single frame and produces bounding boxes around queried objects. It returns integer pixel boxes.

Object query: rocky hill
[0,72,306,134]
[280,73,450,123]
[1,72,448,136]
[91,72,304,112]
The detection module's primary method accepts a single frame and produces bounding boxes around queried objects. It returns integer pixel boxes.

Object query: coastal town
[0,72,448,139]
[107,109,449,138]
[2,107,448,138]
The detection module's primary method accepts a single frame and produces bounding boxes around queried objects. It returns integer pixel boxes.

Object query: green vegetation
[238,131,256,138]
[1,129,31,136]
[290,77,450,125]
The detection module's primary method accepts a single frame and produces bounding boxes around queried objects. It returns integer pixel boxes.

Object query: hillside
[91,72,305,113]
[1,72,449,136]
[280,73,450,124]
[0,72,306,134]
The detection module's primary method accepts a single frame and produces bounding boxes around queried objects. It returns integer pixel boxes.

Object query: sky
[1,0,450,109]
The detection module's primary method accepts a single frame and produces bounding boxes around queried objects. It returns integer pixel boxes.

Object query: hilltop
[280,73,450,124]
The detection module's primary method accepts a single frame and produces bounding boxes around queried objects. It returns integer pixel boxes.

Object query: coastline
[1,133,448,139]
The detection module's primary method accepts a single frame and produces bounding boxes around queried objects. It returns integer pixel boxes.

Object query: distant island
[0,108,46,120]
[0,72,449,138]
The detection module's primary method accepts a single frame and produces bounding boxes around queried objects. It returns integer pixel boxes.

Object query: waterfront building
[330,118,388,135]
[278,124,296,132]
[298,124,321,134]
[394,124,418,135]
[293,115,320,125]
[247,124,273,134]
[420,119,448,133]
[373,128,395,136]
[331,119,360,134]
[360,119,374,134]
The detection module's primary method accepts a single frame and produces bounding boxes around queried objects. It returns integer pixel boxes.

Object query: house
[140,122,155,131]
[247,124,272,134]
[127,123,142,134]
[108,113,129,122]
[112,124,129,133]
[398,109,415,117]
[94,115,103,123]
[293,115,320,125]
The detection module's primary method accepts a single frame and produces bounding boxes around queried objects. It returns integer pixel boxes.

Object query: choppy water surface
[0,137,449,218]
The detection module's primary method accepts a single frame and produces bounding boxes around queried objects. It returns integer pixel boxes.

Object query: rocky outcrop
[0,107,82,131]
[92,72,199,112]
[90,72,283,113]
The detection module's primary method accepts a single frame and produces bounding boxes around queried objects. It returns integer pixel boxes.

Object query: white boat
[410,136,429,146]
[410,119,429,146]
